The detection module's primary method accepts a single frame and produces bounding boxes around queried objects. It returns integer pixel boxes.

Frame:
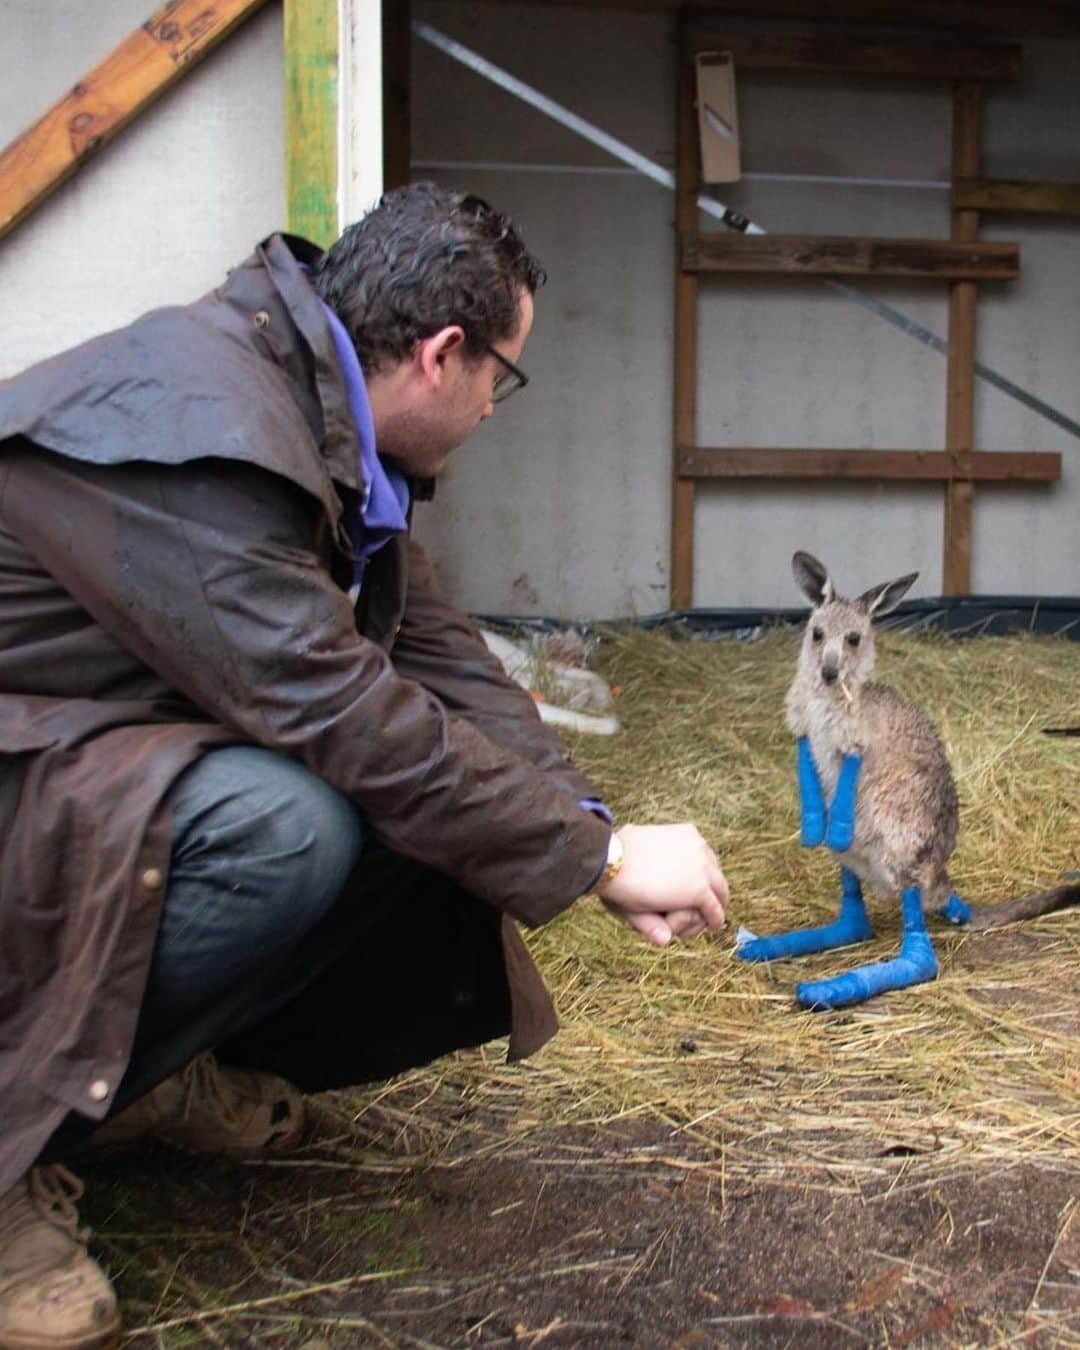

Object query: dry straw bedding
[357,628,1079,1195]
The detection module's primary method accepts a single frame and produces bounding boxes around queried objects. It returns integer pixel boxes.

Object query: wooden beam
[671,21,698,611]
[685,27,1021,82]
[682,233,1019,280]
[0,0,270,245]
[943,82,982,596]
[429,0,1080,39]
[954,177,1080,216]
[382,0,411,191]
[285,0,338,246]
[677,447,1061,482]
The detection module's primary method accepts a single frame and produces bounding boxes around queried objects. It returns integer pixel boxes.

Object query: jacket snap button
[142,868,163,890]
[253,310,270,330]
[89,1079,109,1102]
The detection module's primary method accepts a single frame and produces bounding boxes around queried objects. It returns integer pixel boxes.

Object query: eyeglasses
[481,341,529,404]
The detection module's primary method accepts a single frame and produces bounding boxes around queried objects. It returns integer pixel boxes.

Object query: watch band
[599,831,624,888]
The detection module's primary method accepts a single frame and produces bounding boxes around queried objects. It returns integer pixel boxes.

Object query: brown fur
[785,580,958,912]
[785,552,1078,927]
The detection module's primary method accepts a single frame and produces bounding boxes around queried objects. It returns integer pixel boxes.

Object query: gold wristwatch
[599,831,624,888]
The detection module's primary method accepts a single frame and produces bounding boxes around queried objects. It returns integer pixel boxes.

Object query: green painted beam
[285,0,338,246]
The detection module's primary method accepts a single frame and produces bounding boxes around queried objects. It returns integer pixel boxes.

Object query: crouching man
[0,183,728,1348]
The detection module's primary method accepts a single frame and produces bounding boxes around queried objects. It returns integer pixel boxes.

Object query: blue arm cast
[825,753,861,851]
[797,737,826,847]
[797,887,938,1010]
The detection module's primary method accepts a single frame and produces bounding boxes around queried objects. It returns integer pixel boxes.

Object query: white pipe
[413,158,952,191]
[413,20,764,233]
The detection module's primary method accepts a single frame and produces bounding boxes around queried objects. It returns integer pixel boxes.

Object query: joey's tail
[965,882,1080,931]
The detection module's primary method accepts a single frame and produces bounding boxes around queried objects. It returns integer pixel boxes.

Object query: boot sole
[0,1313,120,1350]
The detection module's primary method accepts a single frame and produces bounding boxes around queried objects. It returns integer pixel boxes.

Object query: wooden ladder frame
[671,12,1063,607]
[0,0,414,253]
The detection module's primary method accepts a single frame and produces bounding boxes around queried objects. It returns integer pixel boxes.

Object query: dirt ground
[85,1008,1079,1348]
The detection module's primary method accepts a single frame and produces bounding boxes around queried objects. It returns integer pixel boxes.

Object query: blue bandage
[736,869,872,962]
[825,753,861,851]
[797,737,826,847]
[797,886,938,1010]
[938,893,971,926]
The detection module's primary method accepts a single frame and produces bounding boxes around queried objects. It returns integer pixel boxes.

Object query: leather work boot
[0,1165,119,1350]
[94,1052,305,1159]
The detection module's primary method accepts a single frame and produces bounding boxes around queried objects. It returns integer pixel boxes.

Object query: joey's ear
[792,551,834,607]
[858,571,918,618]
[416,326,466,387]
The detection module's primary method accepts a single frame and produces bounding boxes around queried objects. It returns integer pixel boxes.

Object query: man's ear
[417,326,466,389]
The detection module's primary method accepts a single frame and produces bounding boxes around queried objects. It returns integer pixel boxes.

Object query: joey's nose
[822,667,838,685]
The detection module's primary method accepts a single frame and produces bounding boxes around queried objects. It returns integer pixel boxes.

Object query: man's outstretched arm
[390,538,601,802]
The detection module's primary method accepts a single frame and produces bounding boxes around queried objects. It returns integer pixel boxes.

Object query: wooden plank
[686,27,1021,82]
[943,82,982,596]
[382,0,411,191]
[954,178,1080,216]
[0,0,270,244]
[671,23,698,610]
[678,448,1061,482]
[452,0,1080,38]
[285,0,338,246]
[683,233,1019,280]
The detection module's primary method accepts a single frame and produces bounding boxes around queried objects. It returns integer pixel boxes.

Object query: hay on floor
[347,627,1080,1194]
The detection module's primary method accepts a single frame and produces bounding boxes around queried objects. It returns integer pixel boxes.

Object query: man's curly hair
[312,182,546,375]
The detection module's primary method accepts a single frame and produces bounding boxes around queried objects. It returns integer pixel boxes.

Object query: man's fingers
[630,912,673,947]
[709,857,730,909]
[699,849,729,924]
[695,878,727,928]
[665,908,706,939]
[664,908,696,934]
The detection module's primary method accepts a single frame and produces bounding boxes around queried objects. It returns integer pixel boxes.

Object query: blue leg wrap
[797,737,826,847]
[825,753,861,851]
[797,886,938,1010]
[938,893,971,926]
[737,869,872,962]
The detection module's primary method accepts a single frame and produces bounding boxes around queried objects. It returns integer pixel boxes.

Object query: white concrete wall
[411,1,1080,614]
[0,0,285,372]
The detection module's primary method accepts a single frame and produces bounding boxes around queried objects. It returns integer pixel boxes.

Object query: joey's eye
[811,628,824,643]
[846,633,861,649]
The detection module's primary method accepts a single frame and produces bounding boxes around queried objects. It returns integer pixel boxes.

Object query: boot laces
[27,1165,90,1246]
[178,1052,248,1128]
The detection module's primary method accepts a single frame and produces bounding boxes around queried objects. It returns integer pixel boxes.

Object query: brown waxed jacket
[0,234,611,1194]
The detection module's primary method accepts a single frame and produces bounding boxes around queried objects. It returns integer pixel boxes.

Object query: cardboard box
[696,51,741,183]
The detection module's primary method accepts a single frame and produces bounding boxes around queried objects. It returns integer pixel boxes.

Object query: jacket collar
[245,233,363,497]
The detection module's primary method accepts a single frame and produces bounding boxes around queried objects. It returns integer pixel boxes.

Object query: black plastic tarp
[478,596,1080,641]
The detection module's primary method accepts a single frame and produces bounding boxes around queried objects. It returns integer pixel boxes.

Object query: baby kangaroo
[736,550,1079,1010]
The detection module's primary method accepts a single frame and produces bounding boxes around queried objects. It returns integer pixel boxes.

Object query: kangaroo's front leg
[797,736,827,846]
[825,752,861,851]
[797,886,939,1009]
[736,868,873,962]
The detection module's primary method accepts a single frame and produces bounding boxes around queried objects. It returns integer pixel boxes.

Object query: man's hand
[596,823,728,947]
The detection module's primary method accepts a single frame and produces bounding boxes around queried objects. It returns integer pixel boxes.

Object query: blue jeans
[136,744,368,1042]
[40,746,397,1162]
[41,744,513,1166]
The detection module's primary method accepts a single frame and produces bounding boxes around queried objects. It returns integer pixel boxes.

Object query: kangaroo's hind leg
[736,868,873,962]
[938,893,971,925]
[796,886,939,1009]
